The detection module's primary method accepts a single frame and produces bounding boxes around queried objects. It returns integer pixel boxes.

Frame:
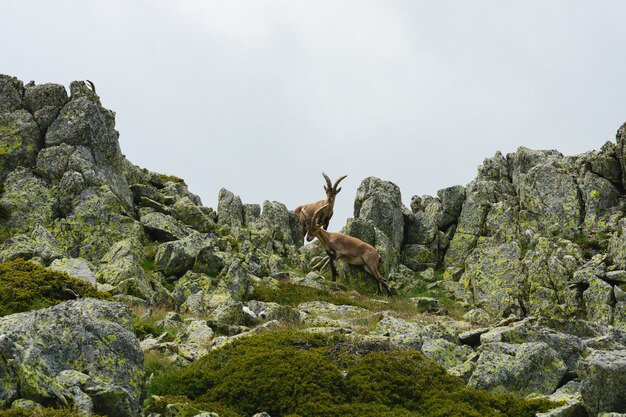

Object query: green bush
[0,258,112,317]
[148,330,555,417]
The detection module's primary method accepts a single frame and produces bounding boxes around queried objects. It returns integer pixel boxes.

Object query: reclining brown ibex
[303,204,391,295]
[295,173,347,242]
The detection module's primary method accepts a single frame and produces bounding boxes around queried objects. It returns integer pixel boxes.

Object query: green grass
[247,282,463,322]
[147,330,555,417]
[0,258,112,317]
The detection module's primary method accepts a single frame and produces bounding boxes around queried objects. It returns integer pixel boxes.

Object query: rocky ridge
[2,74,626,416]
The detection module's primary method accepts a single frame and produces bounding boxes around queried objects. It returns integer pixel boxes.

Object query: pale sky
[3,1,626,229]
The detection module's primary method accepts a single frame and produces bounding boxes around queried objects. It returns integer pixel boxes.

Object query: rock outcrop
[0,298,143,415]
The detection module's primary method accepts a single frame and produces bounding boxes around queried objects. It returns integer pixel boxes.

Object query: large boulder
[0,298,143,416]
[578,349,626,415]
[518,160,582,239]
[0,75,23,114]
[217,188,243,227]
[468,341,567,396]
[459,239,526,317]
[0,110,41,180]
[155,233,214,277]
[96,238,155,301]
[0,168,56,233]
[23,83,68,133]
[55,186,144,262]
[259,200,297,245]
[354,177,404,251]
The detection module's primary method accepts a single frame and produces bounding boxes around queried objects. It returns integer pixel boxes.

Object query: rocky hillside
[1,74,626,416]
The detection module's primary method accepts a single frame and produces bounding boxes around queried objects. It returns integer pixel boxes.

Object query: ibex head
[322,173,347,201]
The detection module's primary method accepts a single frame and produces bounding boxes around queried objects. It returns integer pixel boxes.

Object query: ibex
[303,204,391,295]
[295,173,347,242]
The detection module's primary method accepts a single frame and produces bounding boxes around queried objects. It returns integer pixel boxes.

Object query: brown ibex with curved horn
[303,204,391,295]
[295,173,347,242]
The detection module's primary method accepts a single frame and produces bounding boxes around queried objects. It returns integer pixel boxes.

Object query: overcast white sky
[3,1,626,229]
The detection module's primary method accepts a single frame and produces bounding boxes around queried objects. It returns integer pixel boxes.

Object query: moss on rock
[0,258,110,317]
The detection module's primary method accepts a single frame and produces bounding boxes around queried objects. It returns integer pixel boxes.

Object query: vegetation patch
[0,258,111,317]
[158,173,186,184]
[0,408,103,417]
[147,330,555,417]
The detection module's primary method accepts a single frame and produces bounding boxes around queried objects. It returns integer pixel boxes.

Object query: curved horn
[322,172,332,192]
[86,80,96,94]
[313,204,329,226]
[301,206,310,221]
[333,175,347,191]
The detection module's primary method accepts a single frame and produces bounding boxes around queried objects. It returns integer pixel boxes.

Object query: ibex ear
[336,187,342,193]
[324,186,329,192]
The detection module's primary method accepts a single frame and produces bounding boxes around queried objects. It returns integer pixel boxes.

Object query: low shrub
[0,408,103,417]
[0,258,111,317]
[148,330,555,417]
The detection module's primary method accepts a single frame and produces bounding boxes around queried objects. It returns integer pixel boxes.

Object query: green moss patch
[0,408,104,417]
[147,330,555,417]
[0,258,111,317]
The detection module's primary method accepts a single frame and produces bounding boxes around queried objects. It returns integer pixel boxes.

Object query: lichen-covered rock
[172,320,214,361]
[220,259,252,298]
[258,200,299,246]
[615,121,626,190]
[0,168,56,233]
[23,82,67,110]
[34,144,75,180]
[354,177,404,251]
[0,298,143,416]
[48,258,96,287]
[171,196,214,233]
[463,308,491,325]
[524,237,583,319]
[468,341,567,396]
[56,186,144,261]
[420,337,474,370]
[518,161,581,239]
[161,180,202,206]
[45,97,122,164]
[438,185,466,222]
[460,238,526,317]
[444,178,516,268]
[246,300,301,323]
[180,289,241,324]
[579,171,621,230]
[584,278,615,325]
[0,110,41,179]
[375,315,422,349]
[479,319,584,372]
[171,271,212,305]
[403,210,437,246]
[401,244,435,270]
[217,188,243,227]
[508,147,562,193]
[155,233,213,277]
[96,237,158,302]
[141,211,191,241]
[193,246,225,277]
[578,349,626,415]
[609,219,626,270]
[0,75,23,114]
[0,225,65,264]
[298,301,369,317]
